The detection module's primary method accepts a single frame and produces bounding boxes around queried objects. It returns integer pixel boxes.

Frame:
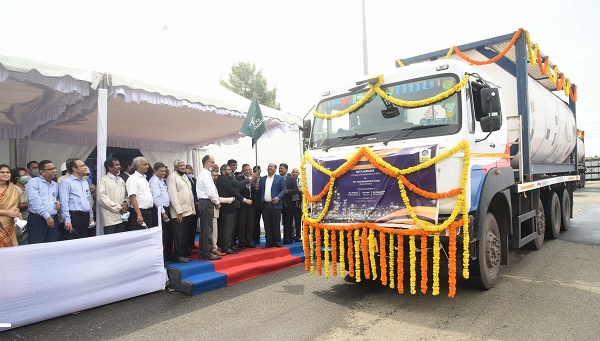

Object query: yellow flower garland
[432,234,440,296]
[339,230,346,278]
[369,229,377,281]
[409,236,417,295]
[313,75,383,119]
[354,229,361,282]
[389,234,395,289]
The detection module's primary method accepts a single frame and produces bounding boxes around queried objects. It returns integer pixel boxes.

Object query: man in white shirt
[196,155,221,260]
[125,156,152,230]
[97,157,128,234]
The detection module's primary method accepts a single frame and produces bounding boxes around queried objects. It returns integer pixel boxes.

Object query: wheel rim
[485,230,501,269]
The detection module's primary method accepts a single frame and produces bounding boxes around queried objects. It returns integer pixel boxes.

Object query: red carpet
[209,246,302,286]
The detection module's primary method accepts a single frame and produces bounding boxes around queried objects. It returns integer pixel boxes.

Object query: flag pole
[254,139,258,167]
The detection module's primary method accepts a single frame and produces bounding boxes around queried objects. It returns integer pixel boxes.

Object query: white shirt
[126,171,153,209]
[149,175,170,213]
[264,175,274,202]
[197,168,219,205]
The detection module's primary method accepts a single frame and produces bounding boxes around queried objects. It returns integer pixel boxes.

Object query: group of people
[194,156,303,263]
[0,155,304,266]
[0,159,96,247]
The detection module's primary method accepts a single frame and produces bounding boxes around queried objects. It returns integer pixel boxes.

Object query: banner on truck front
[311,145,438,225]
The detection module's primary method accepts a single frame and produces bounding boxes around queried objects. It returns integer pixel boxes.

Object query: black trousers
[282,205,294,242]
[237,206,255,245]
[60,210,90,240]
[292,201,302,239]
[104,222,126,235]
[160,206,173,258]
[172,214,192,259]
[187,213,198,248]
[252,207,262,243]
[28,213,58,244]
[129,208,152,230]
[262,203,281,244]
[196,199,215,259]
[218,212,234,250]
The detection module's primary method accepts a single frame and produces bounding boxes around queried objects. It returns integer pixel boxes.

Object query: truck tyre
[527,198,545,250]
[560,188,571,231]
[469,212,501,290]
[544,192,561,239]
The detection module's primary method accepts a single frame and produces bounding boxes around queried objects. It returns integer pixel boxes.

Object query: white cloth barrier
[0,227,167,330]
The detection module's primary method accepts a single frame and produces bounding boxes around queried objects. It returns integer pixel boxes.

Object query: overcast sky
[1,0,599,155]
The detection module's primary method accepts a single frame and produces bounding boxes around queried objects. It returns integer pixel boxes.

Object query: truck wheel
[527,198,545,250]
[544,192,561,239]
[469,212,501,290]
[560,188,571,231]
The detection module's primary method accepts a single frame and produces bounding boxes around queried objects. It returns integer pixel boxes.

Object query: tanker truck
[299,29,582,297]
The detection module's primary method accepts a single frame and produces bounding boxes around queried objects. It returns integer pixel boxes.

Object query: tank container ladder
[507,115,523,184]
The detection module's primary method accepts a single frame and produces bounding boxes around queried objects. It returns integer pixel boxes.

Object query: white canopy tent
[0,54,302,330]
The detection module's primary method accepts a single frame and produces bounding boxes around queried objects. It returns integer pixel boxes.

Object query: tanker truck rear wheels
[469,212,501,290]
[544,192,561,239]
[560,188,571,231]
[527,197,546,250]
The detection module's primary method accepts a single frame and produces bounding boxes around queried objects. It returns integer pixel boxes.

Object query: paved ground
[2,182,600,341]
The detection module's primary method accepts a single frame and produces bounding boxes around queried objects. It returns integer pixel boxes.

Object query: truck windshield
[311,75,461,149]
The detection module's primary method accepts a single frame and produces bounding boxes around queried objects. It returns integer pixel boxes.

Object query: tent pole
[95,84,108,235]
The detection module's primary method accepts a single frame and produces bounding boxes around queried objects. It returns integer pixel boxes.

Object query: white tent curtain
[26,139,95,168]
[140,149,192,169]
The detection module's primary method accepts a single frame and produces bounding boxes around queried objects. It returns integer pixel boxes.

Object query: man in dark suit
[216,164,253,254]
[236,164,259,248]
[259,163,286,248]
[279,163,299,244]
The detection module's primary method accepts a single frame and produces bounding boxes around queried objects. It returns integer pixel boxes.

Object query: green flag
[240,94,266,147]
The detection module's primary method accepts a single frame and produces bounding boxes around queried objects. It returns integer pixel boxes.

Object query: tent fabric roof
[0,54,301,152]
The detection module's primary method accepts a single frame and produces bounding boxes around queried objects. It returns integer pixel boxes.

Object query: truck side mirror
[302,119,312,139]
[480,115,501,132]
[481,88,501,114]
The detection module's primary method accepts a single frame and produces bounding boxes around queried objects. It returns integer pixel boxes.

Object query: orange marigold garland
[347,229,355,278]
[452,28,522,65]
[354,229,361,282]
[316,227,322,276]
[420,235,428,294]
[379,231,387,286]
[448,226,457,298]
[362,227,371,280]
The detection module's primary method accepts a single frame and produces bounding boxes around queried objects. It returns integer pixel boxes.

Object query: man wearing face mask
[185,164,199,251]
[26,161,39,179]
[26,160,61,244]
[97,157,128,234]
[167,160,197,263]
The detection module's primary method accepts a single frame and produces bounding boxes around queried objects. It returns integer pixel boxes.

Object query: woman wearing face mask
[0,164,22,248]
[11,167,29,245]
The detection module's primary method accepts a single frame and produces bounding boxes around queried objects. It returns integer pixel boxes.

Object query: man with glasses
[59,158,94,240]
[125,156,153,230]
[25,160,60,243]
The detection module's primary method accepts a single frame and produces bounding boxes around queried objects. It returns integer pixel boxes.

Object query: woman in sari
[0,163,22,247]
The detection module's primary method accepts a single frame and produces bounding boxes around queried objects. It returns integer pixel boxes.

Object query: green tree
[220,61,281,110]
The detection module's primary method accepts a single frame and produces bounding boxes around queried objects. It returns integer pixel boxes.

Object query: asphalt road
[2,182,600,341]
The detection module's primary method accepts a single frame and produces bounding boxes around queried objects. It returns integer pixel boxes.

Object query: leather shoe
[244,243,256,248]
[214,250,226,256]
[175,256,189,263]
[283,240,292,245]
[203,254,221,260]
[273,242,282,248]
[294,238,302,242]
[263,243,274,249]
[223,248,238,254]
